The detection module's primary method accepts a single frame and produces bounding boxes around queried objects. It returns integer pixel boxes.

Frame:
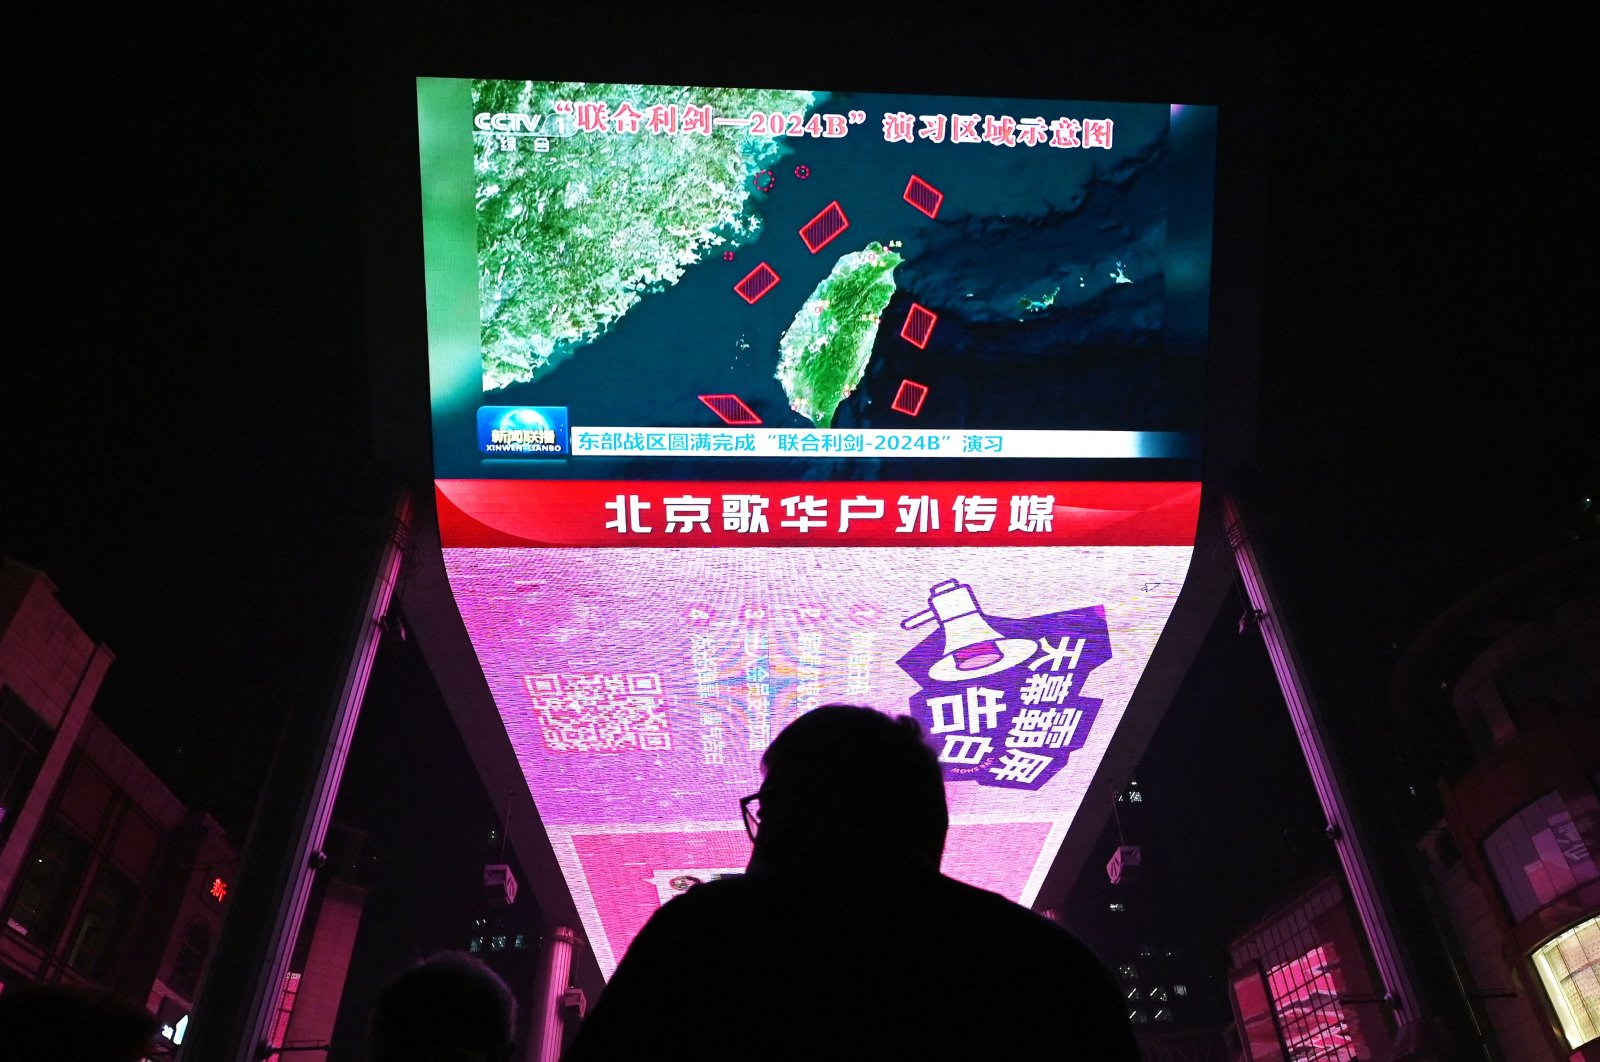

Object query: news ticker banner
[479,418,1197,461]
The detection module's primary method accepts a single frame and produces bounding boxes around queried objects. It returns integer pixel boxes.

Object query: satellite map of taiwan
[420,78,1216,479]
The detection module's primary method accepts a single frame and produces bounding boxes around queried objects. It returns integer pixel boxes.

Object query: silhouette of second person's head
[367,951,517,1062]
[749,704,947,876]
[0,982,160,1061]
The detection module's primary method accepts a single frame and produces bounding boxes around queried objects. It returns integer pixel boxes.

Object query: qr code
[523,673,671,753]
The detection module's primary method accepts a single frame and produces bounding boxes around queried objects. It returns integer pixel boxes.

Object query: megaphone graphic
[901,580,1037,682]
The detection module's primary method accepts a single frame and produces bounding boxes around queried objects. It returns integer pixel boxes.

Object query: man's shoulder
[656,871,1110,973]
[642,874,775,936]
[932,876,1117,973]
[658,873,766,912]
[930,873,1060,930]
[591,870,1136,1060]
[674,871,1084,929]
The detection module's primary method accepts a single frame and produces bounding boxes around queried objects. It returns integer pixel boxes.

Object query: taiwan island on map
[468,79,1184,437]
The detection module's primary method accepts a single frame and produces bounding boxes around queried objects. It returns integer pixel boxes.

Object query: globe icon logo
[498,408,551,435]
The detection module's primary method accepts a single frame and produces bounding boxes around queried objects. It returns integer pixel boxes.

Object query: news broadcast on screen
[418,75,1217,974]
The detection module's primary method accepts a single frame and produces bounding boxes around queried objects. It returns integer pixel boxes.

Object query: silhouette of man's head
[752,704,947,875]
[0,982,160,1061]
[368,951,517,1062]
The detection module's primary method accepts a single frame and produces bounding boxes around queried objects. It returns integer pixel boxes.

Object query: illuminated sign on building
[419,76,1216,975]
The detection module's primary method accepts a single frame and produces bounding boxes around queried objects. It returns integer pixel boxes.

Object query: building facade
[1227,873,1395,1061]
[267,820,372,1057]
[0,559,238,1053]
[1394,541,1600,1061]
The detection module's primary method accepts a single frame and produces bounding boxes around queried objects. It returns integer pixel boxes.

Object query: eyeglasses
[739,792,762,842]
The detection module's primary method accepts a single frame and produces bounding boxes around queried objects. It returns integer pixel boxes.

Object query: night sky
[5,6,1593,1049]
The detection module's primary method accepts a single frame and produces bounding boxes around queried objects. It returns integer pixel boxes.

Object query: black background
[5,4,1593,1049]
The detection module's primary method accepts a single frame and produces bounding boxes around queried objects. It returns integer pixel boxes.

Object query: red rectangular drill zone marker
[891,379,929,417]
[734,263,780,304]
[903,175,943,219]
[698,394,762,425]
[900,303,937,349]
[799,201,849,253]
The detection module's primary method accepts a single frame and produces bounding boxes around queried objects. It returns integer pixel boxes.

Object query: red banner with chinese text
[437,480,1199,549]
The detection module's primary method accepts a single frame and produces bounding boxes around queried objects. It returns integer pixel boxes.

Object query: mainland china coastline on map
[470,78,1175,435]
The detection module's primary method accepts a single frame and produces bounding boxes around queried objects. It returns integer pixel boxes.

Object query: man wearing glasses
[565,704,1137,1060]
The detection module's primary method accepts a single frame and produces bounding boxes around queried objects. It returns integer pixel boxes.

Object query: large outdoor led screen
[419,76,1215,975]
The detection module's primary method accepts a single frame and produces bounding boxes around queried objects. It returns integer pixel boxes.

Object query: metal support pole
[1222,492,1437,1054]
[530,926,576,1062]
[184,473,413,1060]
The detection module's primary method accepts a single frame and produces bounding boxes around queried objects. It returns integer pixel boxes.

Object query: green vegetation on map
[776,242,903,428]
[474,80,815,390]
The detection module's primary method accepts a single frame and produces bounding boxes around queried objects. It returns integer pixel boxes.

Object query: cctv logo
[473,112,576,137]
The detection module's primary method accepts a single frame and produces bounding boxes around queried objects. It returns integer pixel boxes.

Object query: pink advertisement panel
[442,496,1194,973]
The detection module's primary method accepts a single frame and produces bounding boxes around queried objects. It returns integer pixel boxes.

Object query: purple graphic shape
[903,175,944,218]
[734,263,780,304]
[799,201,849,253]
[891,379,929,416]
[900,303,937,349]
[698,394,762,425]
[899,602,1112,791]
